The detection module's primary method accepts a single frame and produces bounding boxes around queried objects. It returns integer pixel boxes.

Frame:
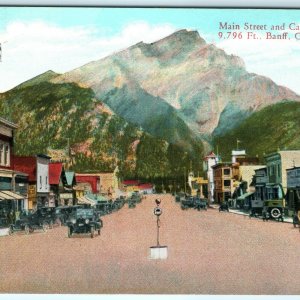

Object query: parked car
[112,198,125,211]
[193,197,208,211]
[181,196,194,210]
[249,199,264,218]
[262,199,284,222]
[175,192,186,203]
[55,205,80,226]
[219,202,229,212]
[38,207,60,228]
[10,209,49,235]
[67,208,103,238]
[95,200,113,216]
[131,191,142,203]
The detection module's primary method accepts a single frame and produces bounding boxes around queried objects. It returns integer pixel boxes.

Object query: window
[223,168,230,176]
[40,176,42,189]
[224,180,231,187]
[0,141,10,166]
[277,164,281,177]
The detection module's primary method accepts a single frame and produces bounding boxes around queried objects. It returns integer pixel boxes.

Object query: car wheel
[91,227,95,238]
[98,229,101,235]
[25,224,30,235]
[68,227,73,238]
[270,208,281,219]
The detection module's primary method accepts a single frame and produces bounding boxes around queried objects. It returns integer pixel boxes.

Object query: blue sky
[1,7,300,92]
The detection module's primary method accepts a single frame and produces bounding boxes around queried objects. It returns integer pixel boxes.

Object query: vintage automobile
[249,199,264,218]
[95,200,113,216]
[219,202,229,212]
[55,205,80,226]
[10,209,49,234]
[112,197,125,211]
[181,196,194,210]
[175,192,186,203]
[262,199,284,222]
[38,207,61,228]
[128,197,136,209]
[131,191,142,203]
[193,197,208,210]
[67,208,103,238]
[262,184,285,222]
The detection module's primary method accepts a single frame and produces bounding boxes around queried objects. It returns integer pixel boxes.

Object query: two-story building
[212,163,233,203]
[203,152,219,203]
[14,154,51,209]
[0,118,27,227]
[286,166,300,216]
[264,150,300,193]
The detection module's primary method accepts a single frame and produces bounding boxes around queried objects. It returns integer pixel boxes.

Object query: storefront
[0,190,25,227]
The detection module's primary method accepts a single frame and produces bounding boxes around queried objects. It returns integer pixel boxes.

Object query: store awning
[77,196,95,206]
[0,190,24,201]
[237,192,254,200]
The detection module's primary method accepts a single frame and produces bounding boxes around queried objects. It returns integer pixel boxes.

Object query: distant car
[67,208,103,238]
[193,197,208,211]
[219,202,229,212]
[181,196,194,210]
[95,200,113,216]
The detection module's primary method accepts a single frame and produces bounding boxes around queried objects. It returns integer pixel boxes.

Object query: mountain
[52,29,300,140]
[212,101,300,161]
[0,72,203,181]
[1,29,300,180]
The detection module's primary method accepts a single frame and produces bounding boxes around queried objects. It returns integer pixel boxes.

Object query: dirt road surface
[0,194,299,294]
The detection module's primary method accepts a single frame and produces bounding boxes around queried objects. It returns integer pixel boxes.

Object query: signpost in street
[149,199,168,260]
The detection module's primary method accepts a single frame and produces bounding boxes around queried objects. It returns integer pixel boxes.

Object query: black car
[95,200,113,216]
[219,202,229,212]
[67,208,103,238]
[38,207,61,228]
[175,192,186,203]
[181,196,194,210]
[193,197,208,211]
[112,198,125,211]
[55,205,80,225]
[10,209,49,234]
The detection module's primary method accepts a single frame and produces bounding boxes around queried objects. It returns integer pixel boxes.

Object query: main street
[0,194,299,294]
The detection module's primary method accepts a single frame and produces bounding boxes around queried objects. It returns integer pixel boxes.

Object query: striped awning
[0,190,24,201]
[77,196,95,206]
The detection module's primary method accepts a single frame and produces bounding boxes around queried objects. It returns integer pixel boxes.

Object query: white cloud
[0,20,176,92]
[216,32,300,94]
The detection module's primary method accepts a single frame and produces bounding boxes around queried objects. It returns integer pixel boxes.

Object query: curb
[210,205,293,224]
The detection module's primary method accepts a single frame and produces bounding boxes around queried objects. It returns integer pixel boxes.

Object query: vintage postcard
[0,4,300,296]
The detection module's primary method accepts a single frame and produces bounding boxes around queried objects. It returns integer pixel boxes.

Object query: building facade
[14,154,51,209]
[264,150,300,193]
[203,152,219,203]
[212,163,233,203]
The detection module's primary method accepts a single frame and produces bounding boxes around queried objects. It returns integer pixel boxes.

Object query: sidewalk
[210,204,293,223]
